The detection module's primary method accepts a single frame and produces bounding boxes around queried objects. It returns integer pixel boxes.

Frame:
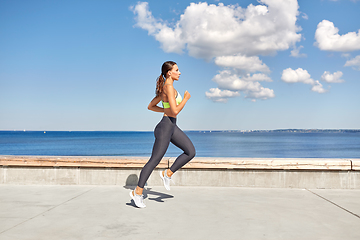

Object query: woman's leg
[169,125,196,173]
[137,117,175,189]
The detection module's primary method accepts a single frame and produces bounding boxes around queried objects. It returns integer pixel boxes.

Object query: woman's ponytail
[155,74,165,97]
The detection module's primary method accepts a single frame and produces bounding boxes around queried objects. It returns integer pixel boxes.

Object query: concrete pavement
[0,185,359,240]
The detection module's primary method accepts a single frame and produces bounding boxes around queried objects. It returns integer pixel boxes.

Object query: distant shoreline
[1,129,359,133]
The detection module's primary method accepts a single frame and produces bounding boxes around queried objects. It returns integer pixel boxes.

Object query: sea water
[0,131,359,158]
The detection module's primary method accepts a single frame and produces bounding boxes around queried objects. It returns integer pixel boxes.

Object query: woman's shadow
[124,174,174,208]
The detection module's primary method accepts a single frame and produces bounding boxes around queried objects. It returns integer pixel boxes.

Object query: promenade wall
[1,156,360,189]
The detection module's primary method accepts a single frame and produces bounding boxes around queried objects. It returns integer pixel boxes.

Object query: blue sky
[0,0,359,131]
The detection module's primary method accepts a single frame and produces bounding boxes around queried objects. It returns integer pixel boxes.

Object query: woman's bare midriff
[163,110,177,118]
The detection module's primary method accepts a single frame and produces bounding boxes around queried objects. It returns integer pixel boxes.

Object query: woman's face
[168,64,181,81]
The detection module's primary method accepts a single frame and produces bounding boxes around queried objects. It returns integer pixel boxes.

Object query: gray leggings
[137,116,196,188]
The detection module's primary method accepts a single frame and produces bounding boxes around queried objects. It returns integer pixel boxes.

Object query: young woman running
[130,61,196,208]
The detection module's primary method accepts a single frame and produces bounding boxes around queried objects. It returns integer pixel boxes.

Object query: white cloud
[210,70,275,101]
[281,68,328,93]
[132,1,302,59]
[245,87,275,100]
[211,55,273,101]
[242,73,272,82]
[344,55,360,70]
[321,71,344,83]
[214,55,270,73]
[130,2,184,54]
[132,1,302,102]
[290,45,307,58]
[314,20,360,52]
[281,68,315,84]
[205,88,240,103]
[301,13,308,20]
[311,81,328,94]
[213,70,262,91]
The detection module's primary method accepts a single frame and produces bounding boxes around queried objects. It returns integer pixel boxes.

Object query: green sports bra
[162,91,182,109]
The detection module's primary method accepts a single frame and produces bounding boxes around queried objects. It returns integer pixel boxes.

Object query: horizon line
[1,128,360,132]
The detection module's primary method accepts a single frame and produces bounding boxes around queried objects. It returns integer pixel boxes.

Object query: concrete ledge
[169,157,353,170]
[1,156,360,188]
[1,167,359,189]
[0,167,165,186]
[172,169,360,189]
[353,159,360,170]
[1,156,357,170]
[0,156,168,168]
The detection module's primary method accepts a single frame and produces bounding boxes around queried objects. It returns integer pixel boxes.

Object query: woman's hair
[156,61,177,96]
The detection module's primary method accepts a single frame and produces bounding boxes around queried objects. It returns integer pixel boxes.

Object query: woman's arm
[163,85,190,116]
[147,95,164,113]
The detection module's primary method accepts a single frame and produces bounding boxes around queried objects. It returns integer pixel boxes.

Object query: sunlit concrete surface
[0,185,359,240]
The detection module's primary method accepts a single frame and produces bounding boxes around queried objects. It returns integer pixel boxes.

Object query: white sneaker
[160,169,172,191]
[129,190,146,208]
